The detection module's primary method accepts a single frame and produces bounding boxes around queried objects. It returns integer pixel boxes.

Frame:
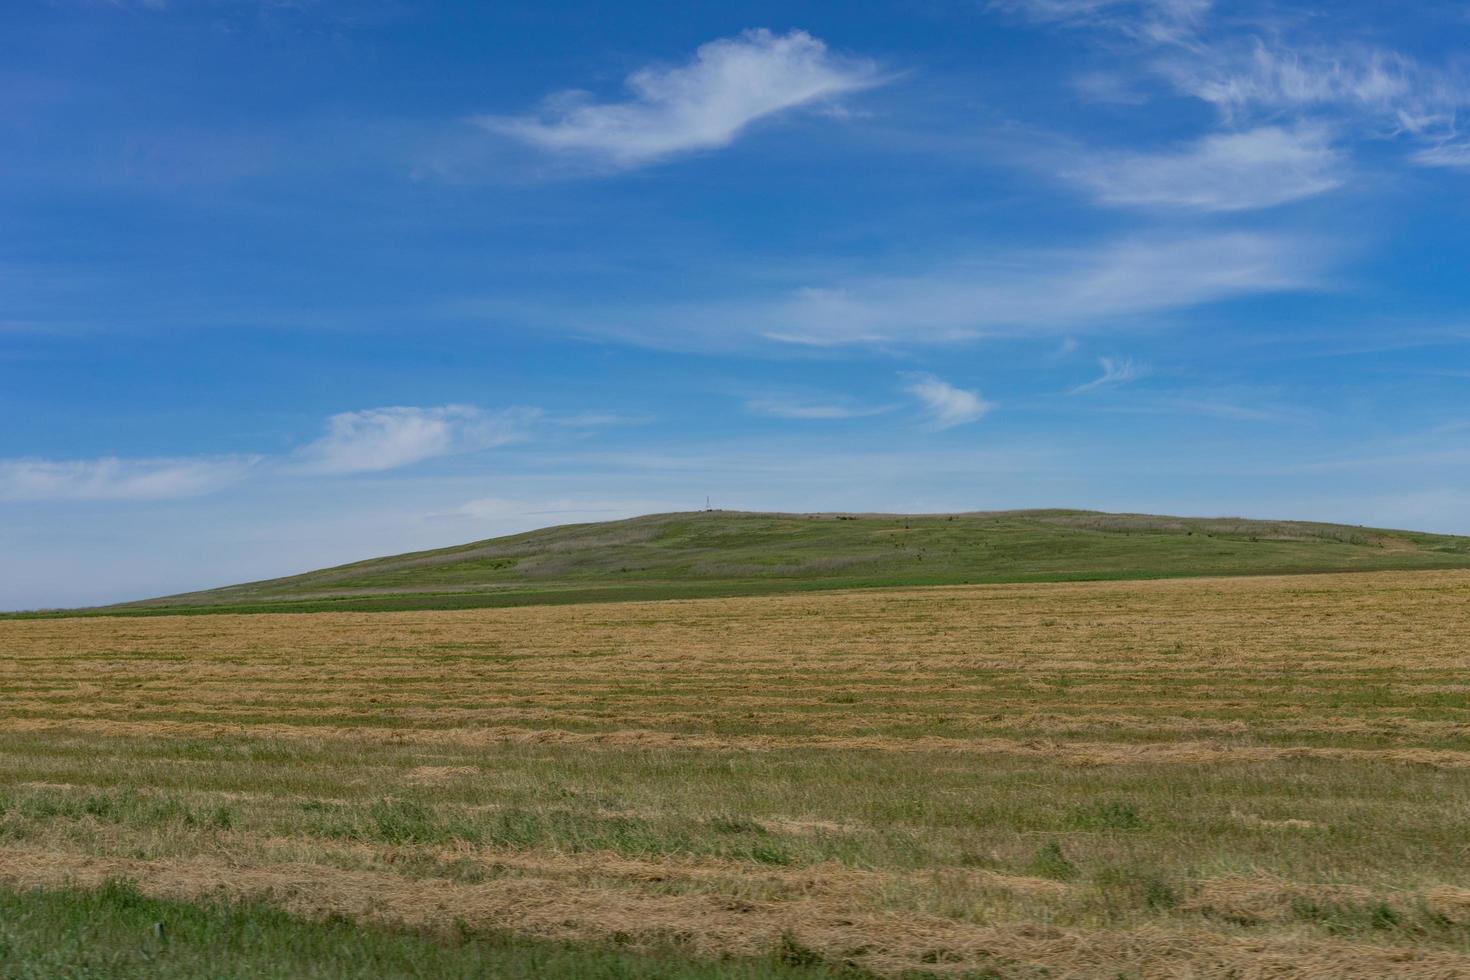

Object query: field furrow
[4,569,1470,976]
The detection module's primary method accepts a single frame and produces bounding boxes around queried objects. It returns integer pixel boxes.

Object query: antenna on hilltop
[705,495,711,512]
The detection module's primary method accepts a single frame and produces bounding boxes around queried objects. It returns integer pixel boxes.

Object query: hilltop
[71,508,1470,616]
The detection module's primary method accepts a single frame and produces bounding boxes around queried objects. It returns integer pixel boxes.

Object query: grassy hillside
[61,508,1470,616]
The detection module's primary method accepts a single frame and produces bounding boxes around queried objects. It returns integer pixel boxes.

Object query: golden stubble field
[4,570,1470,977]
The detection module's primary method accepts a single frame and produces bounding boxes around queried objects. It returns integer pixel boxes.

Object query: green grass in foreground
[14,508,1470,617]
[0,881,869,980]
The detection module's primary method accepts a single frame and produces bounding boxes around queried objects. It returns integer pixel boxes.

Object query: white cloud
[1066,125,1343,211]
[0,455,259,501]
[295,405,540,475]
[1155,40,1470,152]
[0,405,545,506]
[1019,5,1447,132]
[1071,356,1148,393]
[904,374,993,429]
[996,0,1210,43]
[744,396,893,420]
[1016,4,1470,173]
[1413,141,1470,170]
[733,232,1324,346]
[1164,42,1423,119]
[484,29,885,168]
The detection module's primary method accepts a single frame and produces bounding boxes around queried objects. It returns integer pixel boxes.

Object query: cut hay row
[4,569,1470,975]
[5,847,1470,978]
[8,715,1470,767]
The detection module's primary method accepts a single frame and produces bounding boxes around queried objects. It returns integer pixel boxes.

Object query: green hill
[72,508,1470,616]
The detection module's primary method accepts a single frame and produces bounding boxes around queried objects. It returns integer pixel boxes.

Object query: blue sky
[3,0,1469,608]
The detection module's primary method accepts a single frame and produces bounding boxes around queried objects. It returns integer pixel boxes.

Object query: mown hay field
[4,570,1470,977]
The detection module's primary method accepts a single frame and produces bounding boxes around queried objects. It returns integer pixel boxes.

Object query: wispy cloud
[295,405,540,475]
[1154,39,1470,160]
[1015,2,1455,136]
[1162,42,1430,122]
[549,411,654,428]
[1014,3,1470,173]
[904,374,993,429]
[737,232,1326,346]
[1413,141,1470,170]
[1071,356,1148,393]
[995,0,1211,43]
[0,456,259,501]
[1065,125,1343,211]
[483,29,886,169]
[1087,387,1310,424]
[1159,396,1282,422]
[0,403,554,507]
[744,395,893,420]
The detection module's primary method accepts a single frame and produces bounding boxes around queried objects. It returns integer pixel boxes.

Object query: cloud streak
[1412,141,1470,171]
[744,395,893,420]
[905,374,993,429]
[484,29,885,168]
[996,0,1211,43]
[1071,356,1148,393]
[1065,125,1343,212]
[1153,38,1470,164]
[1,404,547,504]
[733,232,1326,346]
[1163,42,1429,122]
[0,456,259,502]
[294,405,541,475]
[1014,3,1470,179]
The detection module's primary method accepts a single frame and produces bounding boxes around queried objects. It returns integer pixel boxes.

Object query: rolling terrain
[9,509,1470,975]
[80,508,1470,616]
[5,569,1470,976]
